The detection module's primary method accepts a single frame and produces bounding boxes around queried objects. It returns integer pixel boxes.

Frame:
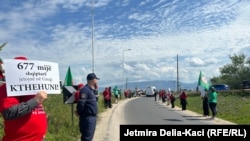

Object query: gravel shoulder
[93,97,236,141]
[93,99,127,141]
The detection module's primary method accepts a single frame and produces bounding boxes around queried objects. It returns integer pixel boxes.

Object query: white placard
[3,59,61,96]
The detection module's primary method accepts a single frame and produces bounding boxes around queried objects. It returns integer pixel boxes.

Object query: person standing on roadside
[154,89,158,101]
[202,89,209,116]
[113,86,119,103]
[166,90,171,106]
[170,92,176,108]
[75,83,85,103]
[77,73,100,141]
[102,87,111,109]
[118,89,122,99]
[0,56,48,141]
[208,86,217,119]
[108,86,112,107]
[179,91,188,110]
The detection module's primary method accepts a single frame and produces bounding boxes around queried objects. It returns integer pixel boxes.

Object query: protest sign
[3,59,61,96]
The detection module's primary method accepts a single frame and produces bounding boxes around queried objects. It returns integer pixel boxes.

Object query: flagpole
[63,66,75,126]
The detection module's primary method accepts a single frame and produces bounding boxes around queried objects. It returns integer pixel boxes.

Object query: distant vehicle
[145,86,156,97]
[211,84,230,91]
[136,89,145,96]
[241,80,250,89]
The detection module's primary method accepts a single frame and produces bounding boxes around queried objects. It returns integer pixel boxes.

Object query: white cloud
[185,57,205,67]
[0,0,250,88]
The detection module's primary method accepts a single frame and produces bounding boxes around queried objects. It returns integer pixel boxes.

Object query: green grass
[1,90,250,140]
[44,93,120,140]
[174,89,250,124]
[0,93,118,141]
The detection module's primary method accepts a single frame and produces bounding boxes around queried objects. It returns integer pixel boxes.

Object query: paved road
[124,96,226,124]
[93,96,235,141]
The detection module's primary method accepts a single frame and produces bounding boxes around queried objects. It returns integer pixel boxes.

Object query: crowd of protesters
[99,85,217,120]
[100,86,146,108]
[156,89,177,108]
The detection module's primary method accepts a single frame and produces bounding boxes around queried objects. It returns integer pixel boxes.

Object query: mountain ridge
[98,80,198,92]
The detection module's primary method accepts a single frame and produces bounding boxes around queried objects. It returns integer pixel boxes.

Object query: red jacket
[170,94,175,101]
[103,88,110,100]
[162,90,167,98]
[74,83,84,103]
[180,92,187,99]
[0,83,47,141]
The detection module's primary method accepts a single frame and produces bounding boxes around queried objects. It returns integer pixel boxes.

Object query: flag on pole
[198,71,209,91]
[64,66,73,86]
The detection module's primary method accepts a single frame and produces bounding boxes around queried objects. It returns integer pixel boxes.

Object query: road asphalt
[93,97,236,141]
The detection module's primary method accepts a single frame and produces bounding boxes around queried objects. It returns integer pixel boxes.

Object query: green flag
[64,66,73,86]
[198,71,209,90]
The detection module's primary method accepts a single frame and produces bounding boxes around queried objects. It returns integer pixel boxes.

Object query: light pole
[122,49,131,94]
[91,0,95,73]
[177,54,179,92]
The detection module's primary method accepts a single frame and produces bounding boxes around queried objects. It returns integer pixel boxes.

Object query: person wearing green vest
[208,86,217,119]
[113,86,119,103]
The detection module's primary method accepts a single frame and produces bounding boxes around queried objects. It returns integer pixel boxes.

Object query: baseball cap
[87,73,100,80]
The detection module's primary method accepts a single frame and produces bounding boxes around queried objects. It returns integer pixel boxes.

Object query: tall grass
[174,89,250,124]
[1,90,249,140]
[44,93,111,140]
[0,93,110,141]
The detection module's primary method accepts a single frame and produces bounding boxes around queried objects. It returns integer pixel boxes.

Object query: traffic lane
[123,96,213,125]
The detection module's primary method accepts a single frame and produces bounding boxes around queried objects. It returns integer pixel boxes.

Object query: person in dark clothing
[179,91,187,110]
[170,92,176,108]
[108,87,112,108]
[161,90,167,103]
[202,89,209,116]
[77,73,99,141]
[154,89,158,101]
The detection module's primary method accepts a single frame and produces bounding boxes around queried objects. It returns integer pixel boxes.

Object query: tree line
[210,53,250,89]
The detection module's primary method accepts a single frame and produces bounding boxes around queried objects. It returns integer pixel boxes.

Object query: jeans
[203,99,209,116]
[209,102,217,117]
[180,99,187,110]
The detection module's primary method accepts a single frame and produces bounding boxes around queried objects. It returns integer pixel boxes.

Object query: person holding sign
[0,56,48,141]
[77,73,99,141]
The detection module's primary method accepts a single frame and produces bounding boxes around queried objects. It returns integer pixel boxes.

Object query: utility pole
[126,77,128,90]
[91,0,95,73]
[122,49,131,94]
[177,54,179,93]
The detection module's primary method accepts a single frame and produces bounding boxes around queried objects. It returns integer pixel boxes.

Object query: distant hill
[98,80,198,92]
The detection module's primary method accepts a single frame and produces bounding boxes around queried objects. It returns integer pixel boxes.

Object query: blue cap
[87,73,100,80]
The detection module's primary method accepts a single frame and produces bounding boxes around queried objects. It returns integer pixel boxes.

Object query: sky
[0,0,250,88]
